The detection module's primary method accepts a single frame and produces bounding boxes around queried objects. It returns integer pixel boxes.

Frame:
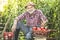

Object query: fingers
[11,27,14,32]
[11,26,16,32]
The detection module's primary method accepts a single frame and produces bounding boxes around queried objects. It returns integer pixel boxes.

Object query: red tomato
[40,26,44,29]
[43,29,46,32]
[3,32,8,37]
[8,32,14,37]
[3,32,8,39]
[32,27,37,31]
[37,27,41,31]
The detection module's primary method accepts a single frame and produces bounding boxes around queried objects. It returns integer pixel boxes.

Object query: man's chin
[27,10,35,13]
[28,11,33,14]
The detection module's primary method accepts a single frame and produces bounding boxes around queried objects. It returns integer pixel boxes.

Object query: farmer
[11,2,48,40]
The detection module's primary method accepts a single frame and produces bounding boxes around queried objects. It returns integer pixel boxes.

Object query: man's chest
[25,13,40,20]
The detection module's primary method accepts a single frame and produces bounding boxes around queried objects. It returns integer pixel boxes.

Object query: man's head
[25,2,36,13]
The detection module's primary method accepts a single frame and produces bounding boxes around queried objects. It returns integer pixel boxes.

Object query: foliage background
[0,0,60,40]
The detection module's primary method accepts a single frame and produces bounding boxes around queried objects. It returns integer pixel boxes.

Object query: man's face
[26,5,35,12]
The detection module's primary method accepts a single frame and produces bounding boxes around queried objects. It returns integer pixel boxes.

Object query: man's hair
[25,2,35,8]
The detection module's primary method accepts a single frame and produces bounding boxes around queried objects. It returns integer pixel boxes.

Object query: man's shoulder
[23,11,29,15]
[35,9,43,14]
[19,11,28,15]
[36,9,42,12]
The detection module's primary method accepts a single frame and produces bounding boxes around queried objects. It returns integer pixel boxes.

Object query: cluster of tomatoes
[3,32,14,40]
[32,26,48,35]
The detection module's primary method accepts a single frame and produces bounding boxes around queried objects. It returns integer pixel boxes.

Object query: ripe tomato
[8,32,14,38]
[3,32,8,37]
[32,27,37,31]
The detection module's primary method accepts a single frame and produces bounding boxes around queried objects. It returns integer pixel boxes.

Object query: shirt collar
[27,9,36,14]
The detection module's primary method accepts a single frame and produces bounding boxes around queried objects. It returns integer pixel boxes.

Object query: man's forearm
[13,20,18,26]
[13,17,19,26]
[11,18,18,32]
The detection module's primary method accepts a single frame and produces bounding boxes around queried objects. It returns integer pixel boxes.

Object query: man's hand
[11,25,16,32]
[40,21,46,27]
[11,17,18,32]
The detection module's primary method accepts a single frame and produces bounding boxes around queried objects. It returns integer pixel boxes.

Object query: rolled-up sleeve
[13,13,26,25]
[15,13,26,21]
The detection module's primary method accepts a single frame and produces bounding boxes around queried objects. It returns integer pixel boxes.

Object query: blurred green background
[0,0,60,40]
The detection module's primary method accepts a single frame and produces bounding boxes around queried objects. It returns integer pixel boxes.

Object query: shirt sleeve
[38,10,48,23]
[14,12,26,21]
[13,13,26,25]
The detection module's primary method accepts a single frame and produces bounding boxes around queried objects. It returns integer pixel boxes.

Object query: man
[11,2,48,40]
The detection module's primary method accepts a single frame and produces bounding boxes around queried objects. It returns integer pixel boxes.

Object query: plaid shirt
[15,10,48,27]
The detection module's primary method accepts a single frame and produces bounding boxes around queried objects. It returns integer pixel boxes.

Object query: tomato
[37,27,41,31]
[3,32,8,39]
[32,27,37,31]
[8,32,14,38]
[40,27,45,30]
[3,32,8,37]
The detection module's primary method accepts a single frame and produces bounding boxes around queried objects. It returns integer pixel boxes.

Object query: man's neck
[28,9,36,14]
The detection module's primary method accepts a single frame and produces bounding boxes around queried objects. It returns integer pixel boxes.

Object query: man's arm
[11,13,26,32]
[39,10,48,27]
